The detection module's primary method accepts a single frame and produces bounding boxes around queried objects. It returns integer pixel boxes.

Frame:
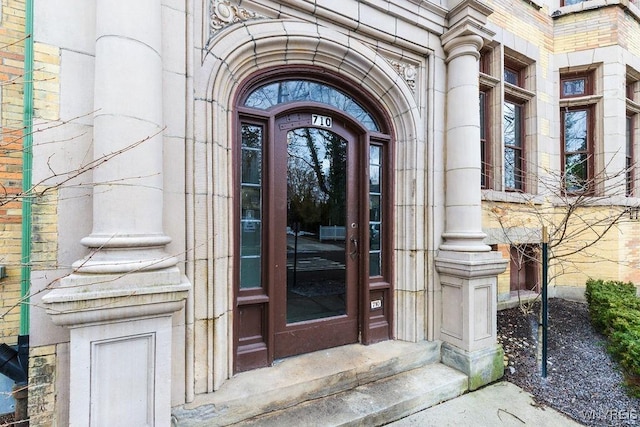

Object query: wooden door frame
[233,71,394,374]
[271,112,361,359]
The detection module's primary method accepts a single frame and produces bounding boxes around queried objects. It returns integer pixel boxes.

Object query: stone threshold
[171,340,465,426]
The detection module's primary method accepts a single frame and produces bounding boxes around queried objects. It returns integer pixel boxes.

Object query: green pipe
[20,0,34,336]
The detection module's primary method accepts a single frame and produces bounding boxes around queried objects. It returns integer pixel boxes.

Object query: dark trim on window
[480,91,491,189]
[561,105,595,194]
[504,99,525,191]
[627,114,635,196]
[560,73,593,98]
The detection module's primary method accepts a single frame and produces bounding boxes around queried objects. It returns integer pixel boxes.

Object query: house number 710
[312,114,332,128]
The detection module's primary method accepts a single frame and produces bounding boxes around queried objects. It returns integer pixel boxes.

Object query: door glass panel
[240,124,263,288]
[369,145,382,277]
[286,128,347,323]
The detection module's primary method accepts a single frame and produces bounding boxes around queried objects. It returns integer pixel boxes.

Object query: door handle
[349,236,358,260]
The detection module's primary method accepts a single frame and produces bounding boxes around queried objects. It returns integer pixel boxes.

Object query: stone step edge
[172,340,443,426]
[234,363,469,427]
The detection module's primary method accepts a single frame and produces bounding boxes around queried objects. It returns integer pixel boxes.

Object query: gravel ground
[498,298,639,426]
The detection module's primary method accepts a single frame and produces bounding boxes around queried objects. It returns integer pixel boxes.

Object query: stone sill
[482,189,545,205]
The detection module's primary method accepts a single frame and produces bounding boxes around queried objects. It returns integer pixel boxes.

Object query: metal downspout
[21,0,34,337]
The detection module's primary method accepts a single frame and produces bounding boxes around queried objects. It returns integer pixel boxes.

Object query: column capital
[441,0,495,58]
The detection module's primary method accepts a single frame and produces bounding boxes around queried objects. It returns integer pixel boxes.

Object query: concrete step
[172,340,463,427]
[235,363,468,426]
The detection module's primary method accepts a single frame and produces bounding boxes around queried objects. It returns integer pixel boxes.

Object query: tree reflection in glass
[286,128,348,323]
[245,80,379,132]
[504,101,523,190]
[563,110,589,192]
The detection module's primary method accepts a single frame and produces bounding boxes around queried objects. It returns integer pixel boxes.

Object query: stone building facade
[0,0,638,425]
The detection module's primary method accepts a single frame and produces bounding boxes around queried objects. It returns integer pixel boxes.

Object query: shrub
[585,279,640,397]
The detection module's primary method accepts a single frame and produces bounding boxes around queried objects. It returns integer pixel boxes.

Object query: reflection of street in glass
[286,233,346,323]
[286,126,348,324]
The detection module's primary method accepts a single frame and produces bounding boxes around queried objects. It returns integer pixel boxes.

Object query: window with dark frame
[626,115,634,196]
[560,73,594,193]
[503,59,527,191]
[561,74,591,98]
[562,107,592,193]
[504,67,520,86]
[480,52,535,193]
[480,91,489,188]
[504,100,524,191]
[626,79,637,197]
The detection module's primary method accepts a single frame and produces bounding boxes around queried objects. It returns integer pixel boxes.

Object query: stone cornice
[435,250,508,279]
[43,267,190,327]
[447,0,494,28]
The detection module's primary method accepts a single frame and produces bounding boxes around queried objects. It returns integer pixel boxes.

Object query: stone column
[42,0,189,425]
[436,0,507,390]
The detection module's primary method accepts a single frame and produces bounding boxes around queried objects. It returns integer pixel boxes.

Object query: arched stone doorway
[192,18,424,392]
[233,70,394,372]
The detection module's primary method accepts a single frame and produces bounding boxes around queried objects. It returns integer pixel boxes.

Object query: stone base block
[441,342,504,390]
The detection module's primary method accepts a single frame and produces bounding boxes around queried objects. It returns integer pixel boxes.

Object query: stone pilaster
[42,0,189,424]
[438,0,507,390]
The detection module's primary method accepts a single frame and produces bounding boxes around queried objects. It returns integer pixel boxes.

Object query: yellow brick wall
[0,0,25,346]
[553,7,620,53]
[620,6,640,57]
[30,188,58,269]
[26,43,61,427]
[484,201,637,290]
[487,0,553,52]
[28,344,57,427]
[32,42,59,121]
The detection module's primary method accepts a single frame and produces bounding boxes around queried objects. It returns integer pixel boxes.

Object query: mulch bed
[498,298,640,426]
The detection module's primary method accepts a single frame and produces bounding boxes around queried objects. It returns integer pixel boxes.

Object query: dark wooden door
[272,113,360,358]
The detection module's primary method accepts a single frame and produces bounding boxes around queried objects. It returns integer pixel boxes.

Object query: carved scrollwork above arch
[388,59,418,96]
[207,0,264,48]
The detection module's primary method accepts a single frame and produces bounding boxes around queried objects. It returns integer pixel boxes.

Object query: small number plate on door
[370,300,382,310]
[312,114,332,128]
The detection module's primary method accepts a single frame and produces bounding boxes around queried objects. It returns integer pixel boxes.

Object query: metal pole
[20,0,35,337]
[541,226,548,378]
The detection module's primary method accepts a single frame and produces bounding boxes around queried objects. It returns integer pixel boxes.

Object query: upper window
[479,50,535,192]
[561,75,591,98]
[504,67,521,86]
[560,72,595,193]
[503,57,532,192]
[244,80,380,132]
[626,78,639,197]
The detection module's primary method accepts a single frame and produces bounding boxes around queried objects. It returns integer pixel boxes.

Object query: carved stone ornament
[389,60,418,95]
[208,0,262,46]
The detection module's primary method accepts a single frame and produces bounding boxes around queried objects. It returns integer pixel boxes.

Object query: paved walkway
[387,381,583,426]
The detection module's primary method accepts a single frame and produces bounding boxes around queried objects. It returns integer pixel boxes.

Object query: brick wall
[620,6,640,57]
[553,7,620,53]
[0,0,25,346]
[27,345,57,427]
[483,202,636,288]
[26,41,61,427]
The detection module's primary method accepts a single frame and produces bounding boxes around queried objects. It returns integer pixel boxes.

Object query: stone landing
[171,340,468,426]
